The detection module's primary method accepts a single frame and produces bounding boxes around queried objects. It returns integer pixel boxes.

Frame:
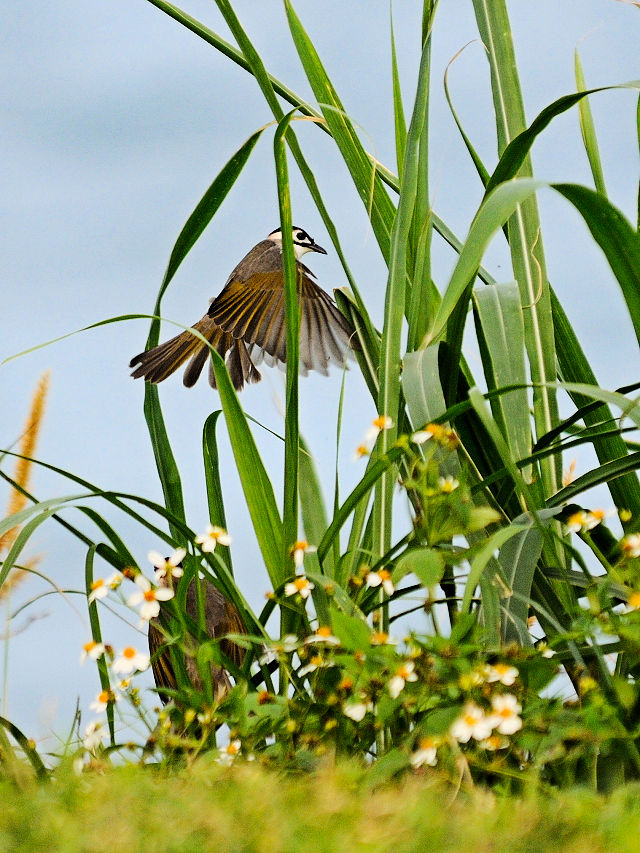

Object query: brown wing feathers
[130,242,355,391]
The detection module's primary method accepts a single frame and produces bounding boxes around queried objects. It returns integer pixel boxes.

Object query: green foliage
[4,1,640,805]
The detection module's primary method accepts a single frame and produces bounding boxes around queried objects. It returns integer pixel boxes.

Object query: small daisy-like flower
[458,668,486,690]
[127,574,174,622]
[484,663,519,686]
[305,626,340,646]
[89,689,119,714]
[628,591,640,610]
[290,540,316,569]
[87,572,122,604]
[149,547,186,580]
[479,734,509,751]
[437,475,459,494]
[370,631,395,646]
[343,700,372,722]
[116,678,132,692]
[450,702,494,743]
[298,655,331,677]
[566,509,608,534]
[80,640,106,665]
[82,720,105,752]
[112,646,150,676]
[365,568,394,597]
[216,739,241,766]
[411,429,434,445]
[536,642,556,658]
[410,736,438,768]
[622,534,640,559]
[388,660,418,699]
[490,694,522,735]
[284,576,315,599]
[195,524,232,552]
[355,415,394,459]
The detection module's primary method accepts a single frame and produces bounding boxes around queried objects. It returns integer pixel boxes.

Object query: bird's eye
[295,230,309,243]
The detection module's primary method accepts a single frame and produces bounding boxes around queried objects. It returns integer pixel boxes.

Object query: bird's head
[268,226,327,259]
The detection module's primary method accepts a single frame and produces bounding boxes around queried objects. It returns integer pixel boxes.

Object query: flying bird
[130,226,355,391]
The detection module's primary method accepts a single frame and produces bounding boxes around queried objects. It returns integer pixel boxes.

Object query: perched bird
[148,575,246,703]
[130,226,355,391]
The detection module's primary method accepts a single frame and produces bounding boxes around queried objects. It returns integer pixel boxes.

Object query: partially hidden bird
[148,575,246,703]
[129,226,356,391]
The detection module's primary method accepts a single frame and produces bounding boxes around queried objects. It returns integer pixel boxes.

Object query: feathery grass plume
[0,371,50,597]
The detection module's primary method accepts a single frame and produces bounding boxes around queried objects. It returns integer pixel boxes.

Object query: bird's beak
[311,240,327,255]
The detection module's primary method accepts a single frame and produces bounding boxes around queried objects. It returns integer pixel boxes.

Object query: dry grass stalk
[0,371,50,598]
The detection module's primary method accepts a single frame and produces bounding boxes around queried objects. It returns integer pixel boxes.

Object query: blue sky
[2,1,639,751]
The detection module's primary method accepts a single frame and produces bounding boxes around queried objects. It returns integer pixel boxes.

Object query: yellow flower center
[143,590,156,602]
[83,641,97,653]
[294,578,308,591]
[316,626,333,637]
[98,690,110,703]
[123,647,136,659]
[90,579,104,591]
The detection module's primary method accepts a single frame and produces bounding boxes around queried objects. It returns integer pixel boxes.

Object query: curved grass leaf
[210,349,283,587]
[202,411,232,575]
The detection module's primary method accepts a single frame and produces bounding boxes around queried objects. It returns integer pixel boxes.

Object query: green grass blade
[426,178,544,346]
[473,282,531,477]
[142,385,186,537]
[390,10,407,180]
[574,51,607,196]
[274,111,299,581]
[299,436,331,575]
[284,0,396,262]
[202,411,232,575]
[210,349,283,587]
[552,183,640,349]
[376,32,433,558]
[473,0,560,498]
[84,544,115,743]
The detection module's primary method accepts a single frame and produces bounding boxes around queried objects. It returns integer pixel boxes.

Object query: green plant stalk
[275,111,300,650]
[472,0,561,500]
[375,25,433,570]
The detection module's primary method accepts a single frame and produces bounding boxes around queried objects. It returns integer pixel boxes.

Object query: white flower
[355,415,394,459]
[566,509,608,534]
[195,524,232,552]
[216,739,241,766]
[89,689,119,714]
[479,734,509,751]
[284,576,315,599]
[304,626,340,646]
[290,540,316,569]
[437,475,459,493]
[80,640,106,664]
[149,547,186,580]
[87,572,122,604]
[127,574,174,622]
[82,720,105,751]
[388,661,418,699]
[365,569,394,597]
[343,701,372,722]
[490,694,522,735]
[298,655,336,677]
[622,534,640,559]
[410,737,438,768]
[484,663,519,686]
[112,646,150,675]
[411,430,434,445]
[450,702,494,743]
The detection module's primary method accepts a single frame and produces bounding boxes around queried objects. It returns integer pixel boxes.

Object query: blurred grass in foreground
[2,760,640,853]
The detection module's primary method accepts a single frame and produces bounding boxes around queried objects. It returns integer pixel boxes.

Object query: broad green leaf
[552,184,640,350]
[330,608,371,652]
[298,436,332,575]
[425,178,545,346]
[473,282,531,479]
[461,523,527,614]
[393,548,444,588]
